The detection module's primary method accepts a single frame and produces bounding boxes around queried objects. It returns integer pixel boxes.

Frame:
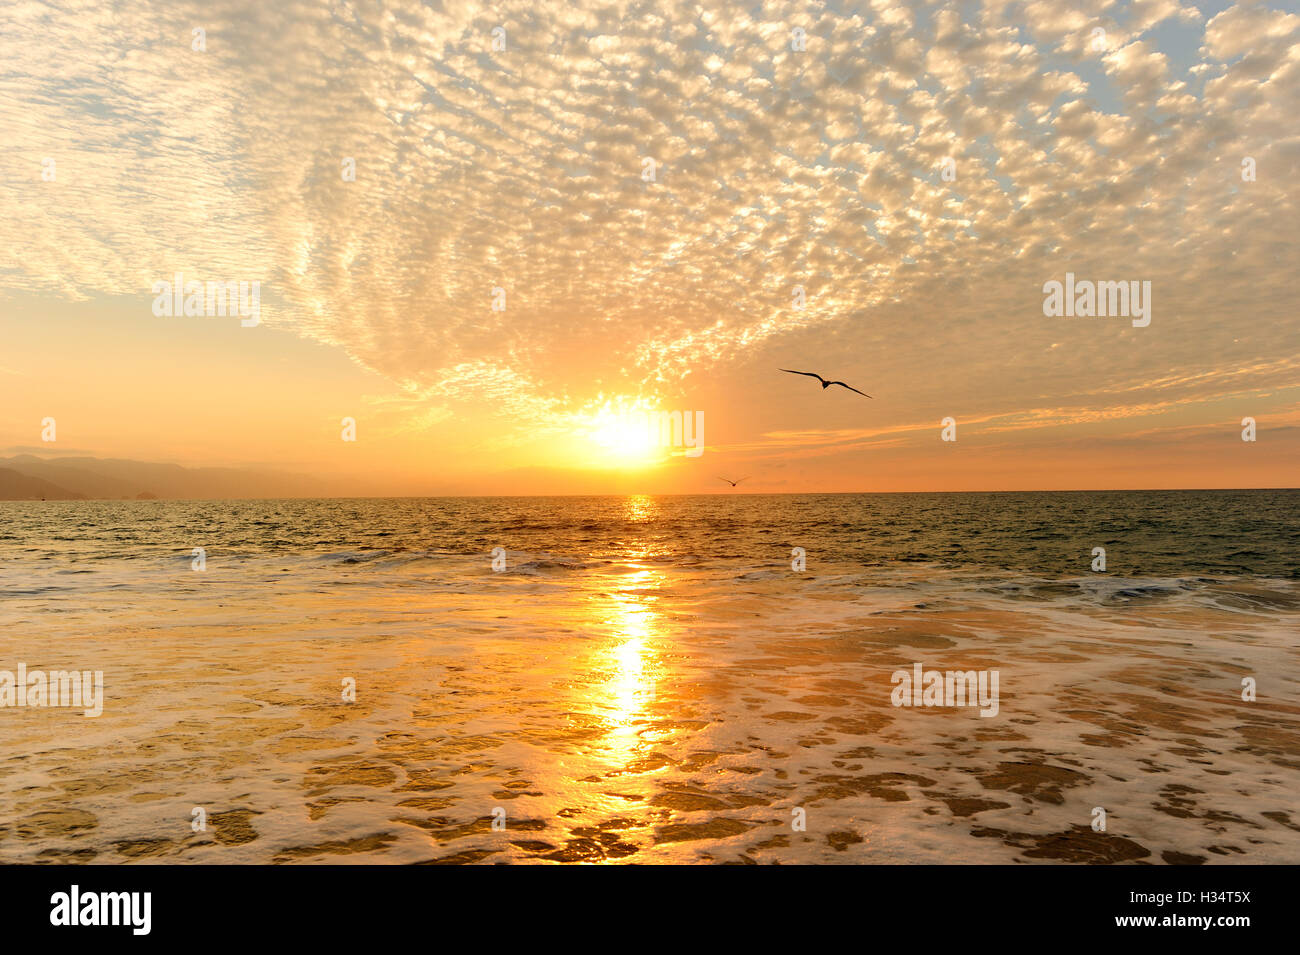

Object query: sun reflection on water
[624,493,655,524]
[596,497,668,764]
[609,577,654,708]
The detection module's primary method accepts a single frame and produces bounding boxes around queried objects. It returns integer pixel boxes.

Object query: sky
[0,0,1297,494]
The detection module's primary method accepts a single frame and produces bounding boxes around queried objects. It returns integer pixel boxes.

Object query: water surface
[1,492,1296,863]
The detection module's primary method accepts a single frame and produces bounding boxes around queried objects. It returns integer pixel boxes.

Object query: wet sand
[1,557,1296,864]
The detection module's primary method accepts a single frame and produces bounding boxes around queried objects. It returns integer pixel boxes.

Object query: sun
[585,400,665,467]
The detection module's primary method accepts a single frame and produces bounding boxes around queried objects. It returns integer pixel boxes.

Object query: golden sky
[0,0,1296,494]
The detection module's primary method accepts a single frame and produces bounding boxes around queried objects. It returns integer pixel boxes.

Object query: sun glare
[585,400,665,467]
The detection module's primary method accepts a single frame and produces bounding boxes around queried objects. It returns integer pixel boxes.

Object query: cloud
[0,0,1296,453]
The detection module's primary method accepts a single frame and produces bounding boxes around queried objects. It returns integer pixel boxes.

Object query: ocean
[1,491,1297,863]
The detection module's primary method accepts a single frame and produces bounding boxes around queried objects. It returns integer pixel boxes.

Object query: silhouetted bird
[717,477,747,487]
[779,368,872,397]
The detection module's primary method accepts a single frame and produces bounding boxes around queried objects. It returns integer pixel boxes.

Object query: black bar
[0,862,1282,942]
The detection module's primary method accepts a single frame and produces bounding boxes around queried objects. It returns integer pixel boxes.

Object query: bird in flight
[779,369,872,397]
[717,476,747,487]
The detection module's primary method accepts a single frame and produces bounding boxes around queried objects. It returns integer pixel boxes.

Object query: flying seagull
[779,368,872,398]
[717,476,747,487]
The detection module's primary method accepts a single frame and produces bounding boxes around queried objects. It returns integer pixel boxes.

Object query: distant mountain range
[0,455,331,500]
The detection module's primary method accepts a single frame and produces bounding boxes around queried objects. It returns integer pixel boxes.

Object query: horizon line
[2,486,1297,503]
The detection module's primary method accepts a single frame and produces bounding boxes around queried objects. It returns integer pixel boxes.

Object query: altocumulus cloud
[0,0,1297,440]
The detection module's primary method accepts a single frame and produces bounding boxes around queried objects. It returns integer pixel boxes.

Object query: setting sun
[585,401,666,467]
